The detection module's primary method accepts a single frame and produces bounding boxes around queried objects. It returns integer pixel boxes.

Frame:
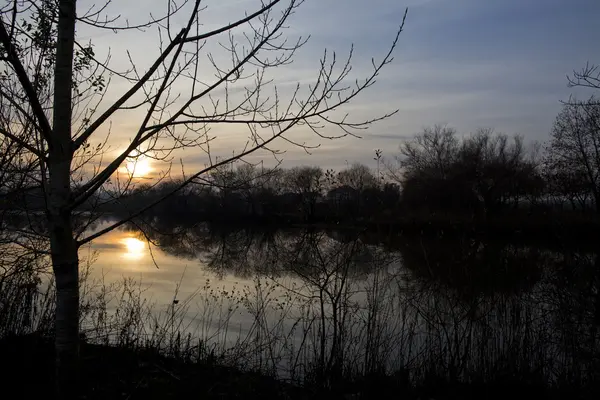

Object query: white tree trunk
[49,206,79,398]
[49,0,78,397]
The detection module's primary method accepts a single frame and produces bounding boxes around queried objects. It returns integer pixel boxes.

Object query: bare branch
[0,17,52,145]
[72,0,286,152]
[0,126,45,159]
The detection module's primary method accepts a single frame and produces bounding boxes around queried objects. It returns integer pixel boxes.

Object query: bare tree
[0,0,406,396]
[283,166,324,219]
[568,62,600,93]
[543,165,592,211]
[337,162,377,191]
[284,166,324,193]
[0,119,49,328]
[393,126,541,215]
[456,129,537,212]
[209,162,279,217]
[396,124,459,181]
[546,98,600,212]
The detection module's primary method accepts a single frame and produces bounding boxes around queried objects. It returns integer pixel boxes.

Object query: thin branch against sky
[68,0,600,172]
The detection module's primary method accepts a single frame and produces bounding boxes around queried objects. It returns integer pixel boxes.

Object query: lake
[84,217,600,385]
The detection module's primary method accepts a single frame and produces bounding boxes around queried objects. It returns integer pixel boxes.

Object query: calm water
[84,218,600,382]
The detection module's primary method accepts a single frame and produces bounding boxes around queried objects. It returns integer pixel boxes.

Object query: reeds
[1,239,598,398]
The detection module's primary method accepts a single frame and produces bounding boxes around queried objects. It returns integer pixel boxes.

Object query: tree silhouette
[546,99,600,212]
[0,1,406,395]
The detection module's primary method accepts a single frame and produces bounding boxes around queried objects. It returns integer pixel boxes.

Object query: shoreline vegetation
[0,0,598,396]
[2,222,600,399]
[3,126,600,398]
[3,334,593,400]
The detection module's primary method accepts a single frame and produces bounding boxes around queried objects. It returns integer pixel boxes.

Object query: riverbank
[3,213,600,399]
[2,333,597,400]
[1,334,307,400]
[196,210,600,252]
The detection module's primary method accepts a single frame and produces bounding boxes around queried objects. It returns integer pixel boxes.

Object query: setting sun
[122,237,146,260]
[125,157,152,179]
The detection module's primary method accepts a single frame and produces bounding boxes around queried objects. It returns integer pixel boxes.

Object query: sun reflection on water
[122,237,146,260]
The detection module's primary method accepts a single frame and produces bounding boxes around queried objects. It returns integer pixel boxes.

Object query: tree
[544,165,591,211]
[0,120,49,337]
[332,163,378,217]
[0,1,406,396]
[337,162,378,191]
[394,126,541,215]
[212,163,279,217]
[568,62,600,96]
[546,98,600,212]
[456,129,541,213]
[283,166,324,220]
[397,124,459,180]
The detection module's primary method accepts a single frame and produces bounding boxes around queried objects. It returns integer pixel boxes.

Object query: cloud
[74,0,600,173]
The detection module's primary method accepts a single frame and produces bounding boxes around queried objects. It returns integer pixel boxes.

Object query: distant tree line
[0,93,587,232]
[105,160,400,224]
[96,94,599,229]
[393,125,543,217]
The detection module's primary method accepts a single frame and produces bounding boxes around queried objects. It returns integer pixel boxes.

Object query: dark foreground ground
[2,334,599,400]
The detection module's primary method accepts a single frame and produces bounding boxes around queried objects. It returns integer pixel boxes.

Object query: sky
[76,0,600,175]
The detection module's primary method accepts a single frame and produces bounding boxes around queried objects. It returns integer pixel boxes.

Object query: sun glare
[125,157,152,178]
[122,237,146,260]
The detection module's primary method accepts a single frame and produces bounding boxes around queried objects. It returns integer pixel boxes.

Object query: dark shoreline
[2,334,597,400]
[188,213,600,252]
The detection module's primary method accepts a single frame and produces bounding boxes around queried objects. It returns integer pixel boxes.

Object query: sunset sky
[79,0,600,177]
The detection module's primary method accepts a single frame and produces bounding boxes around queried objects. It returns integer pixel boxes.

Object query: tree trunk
[50,213,79,399]
[49,0,78,398]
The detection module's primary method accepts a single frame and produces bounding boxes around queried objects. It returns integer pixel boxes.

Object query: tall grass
[0,246,53,337]
[1,238,599,397]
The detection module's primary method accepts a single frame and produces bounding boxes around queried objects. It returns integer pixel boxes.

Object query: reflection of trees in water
[546,253,600,370]
[128,219,600,387]
[205,227,280,278]
[402,248,600,385]
[138,217,396,280]
[396,236,546,298]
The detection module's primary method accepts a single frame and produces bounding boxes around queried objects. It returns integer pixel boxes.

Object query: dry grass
[1,239,599,399]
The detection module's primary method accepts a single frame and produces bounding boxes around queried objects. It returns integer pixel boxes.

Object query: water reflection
[87,219,600,387]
